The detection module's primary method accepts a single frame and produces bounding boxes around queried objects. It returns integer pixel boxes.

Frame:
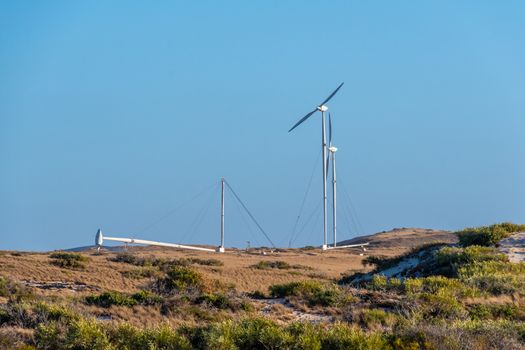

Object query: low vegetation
[1,223,525,349]
[48,252,89,270]
[456,222,525,247]
[154,266,205,295]
[269,280,348,307]
[0,276,33,301]
[110,253,223,268]
[250,260,309,270]
[85,290,163,308]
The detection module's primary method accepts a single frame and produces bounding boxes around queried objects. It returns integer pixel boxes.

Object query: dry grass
[0,228,455,328]
[0,228,454,296]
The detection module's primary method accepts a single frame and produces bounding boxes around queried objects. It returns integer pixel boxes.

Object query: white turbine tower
[289,82,344,250]
[325,113,370,251]
[326,114,338,247]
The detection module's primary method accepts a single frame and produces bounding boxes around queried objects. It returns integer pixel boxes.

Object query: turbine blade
[288,109,317,132]
[326,153,330,177]
[320,82,344,106]
[329,113,332,147]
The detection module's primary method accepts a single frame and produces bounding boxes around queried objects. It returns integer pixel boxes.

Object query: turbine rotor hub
[317,105,328,112]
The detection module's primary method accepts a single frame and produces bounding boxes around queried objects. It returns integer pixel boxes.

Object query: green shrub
[457,260,525,295]
[437,246,507,266]
[368,275,389,291]
[110,254,224,269]
[251,260,292,270]
[185,258,224,267]
[106,323,142,350]
[49,252,89,269]
[247,290,266,299]
[64,318,112,350]
[196,293,233,310]
[36,317,110,350]
[403,278,424,295]
[456,222,525,247]
[469,304,492,320]
[358,309,397,330]
[233,318,294,350]
[415,276,476,298]
[35,302,78,323]
[181,321,237,350]
[320,323,387,350]
[269,280,343,307]
[0,301,72,328]
[131,290,163,305]
[141,325,192,350]
[86,291,137,308]
[0,277,7,297]
[86,290,162,308]
[155,266,204,295]
[468,303,525,321]
[0,302,37,328]
[35,321,66,349]
[110,253,148,266]
[418,290,467,320]
[0,276,32,301]
[121,266,160,279]
[287,322,322,350]
[433,246,508,279]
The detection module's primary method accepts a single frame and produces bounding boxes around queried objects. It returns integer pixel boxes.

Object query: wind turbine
[326,114,370,251]
[327,114,338,247]
[289,82,344,250]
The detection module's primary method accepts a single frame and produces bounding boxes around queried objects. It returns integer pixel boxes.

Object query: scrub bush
[456,222,525,247]
[269,280,343,307]
[49,252,89,269]
[155,266,204,295]
[86,290,163,308]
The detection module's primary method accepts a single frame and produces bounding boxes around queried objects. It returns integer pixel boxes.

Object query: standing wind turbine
[289,82,344,250]
[327,114,338,247]
[326,114,369,251]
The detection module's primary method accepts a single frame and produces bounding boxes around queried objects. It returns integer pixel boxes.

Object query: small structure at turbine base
[325,242,369,251]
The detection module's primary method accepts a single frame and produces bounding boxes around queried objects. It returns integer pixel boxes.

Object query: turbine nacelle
[328,146,338,153]
[95,228,103,246]
[288,83,343,133]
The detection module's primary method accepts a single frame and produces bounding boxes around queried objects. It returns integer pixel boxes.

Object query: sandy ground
[499,232,525,263]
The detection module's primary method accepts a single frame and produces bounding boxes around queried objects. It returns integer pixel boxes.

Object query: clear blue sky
[1,1,524,251]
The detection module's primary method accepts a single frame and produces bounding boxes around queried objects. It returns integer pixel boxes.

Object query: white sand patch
[499,232,525,263]
[379,257,421,278]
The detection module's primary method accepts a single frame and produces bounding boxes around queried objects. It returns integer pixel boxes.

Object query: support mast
[219,177,225,252]
[321,111,328,250]
[331,149,337,247]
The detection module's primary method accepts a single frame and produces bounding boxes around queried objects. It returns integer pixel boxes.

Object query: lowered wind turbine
[289,82,344,250]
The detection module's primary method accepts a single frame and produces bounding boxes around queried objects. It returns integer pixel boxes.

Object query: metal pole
[219,177,225,252]
[332,151,337,247]
[321,111,328,250]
